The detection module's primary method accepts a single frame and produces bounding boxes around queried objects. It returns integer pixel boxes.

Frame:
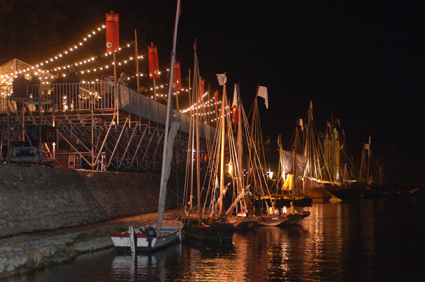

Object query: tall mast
[195,48,202,225]
[219,84,226,215]
[157,0,181,232]
[237,87,243,191]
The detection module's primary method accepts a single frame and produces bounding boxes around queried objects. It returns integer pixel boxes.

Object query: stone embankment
[0,211,179,279]
[0,165,179,238]
[0,165,181,279]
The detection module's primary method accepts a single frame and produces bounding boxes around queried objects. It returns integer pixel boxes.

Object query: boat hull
[308,187,332,200]
[110,221,183,252]
[280,211,311,225]
[183,222,235,242]
[257,215,288,226]
[227,216,258,230]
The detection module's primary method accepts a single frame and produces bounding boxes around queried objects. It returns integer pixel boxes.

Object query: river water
[3,194,425,281]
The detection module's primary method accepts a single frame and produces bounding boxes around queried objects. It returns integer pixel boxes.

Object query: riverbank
[0,165,182,238]
[0,210,180,279]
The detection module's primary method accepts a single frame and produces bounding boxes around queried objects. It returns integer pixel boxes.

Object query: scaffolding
[0,82,214,172]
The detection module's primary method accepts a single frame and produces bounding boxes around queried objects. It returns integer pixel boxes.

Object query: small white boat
[110,220,182,252]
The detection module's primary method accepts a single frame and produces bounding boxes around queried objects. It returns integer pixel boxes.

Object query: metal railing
[1,82,117,112]
[1,82,216,139]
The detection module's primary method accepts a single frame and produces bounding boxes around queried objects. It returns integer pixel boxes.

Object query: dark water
[4,195,425,281]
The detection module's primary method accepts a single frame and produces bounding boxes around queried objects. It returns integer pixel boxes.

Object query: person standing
[116,72,128,107]
[12,74,29,112]
[64,67,80,110]
[117,72,128,86]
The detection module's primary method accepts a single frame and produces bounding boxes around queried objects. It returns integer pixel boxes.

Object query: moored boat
[111,220,182,252]
[257,215,289,227]
[226,212,259,229]
[184,217,235,242]
[110,2,183,253]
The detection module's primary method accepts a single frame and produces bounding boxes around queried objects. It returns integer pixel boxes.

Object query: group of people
[100,72,134,108]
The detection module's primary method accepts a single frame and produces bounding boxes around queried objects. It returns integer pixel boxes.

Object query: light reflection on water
[3,196,425,281]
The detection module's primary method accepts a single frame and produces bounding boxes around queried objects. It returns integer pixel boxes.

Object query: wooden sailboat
[110,1,183,252]
[181,50,235,242]
[274,126,314,206]
[281,101,333,202]
[316,114,359,200]
[241,86,290,227]
[224,83,259,230]
[350,135,385,198]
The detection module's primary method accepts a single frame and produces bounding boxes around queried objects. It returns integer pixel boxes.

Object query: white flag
[216,73,227,86]
[258,86,268,109]
[232,83,238,108]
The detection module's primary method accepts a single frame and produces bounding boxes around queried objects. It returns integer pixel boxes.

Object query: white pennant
[258,86,268,109]
[216,73,227,86]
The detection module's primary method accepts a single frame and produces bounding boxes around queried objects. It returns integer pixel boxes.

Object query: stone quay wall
[0,165,179,238]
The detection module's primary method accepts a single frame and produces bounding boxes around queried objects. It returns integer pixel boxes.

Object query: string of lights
[180,95,221,113]
[32,24,106,69]
[2,23,228,116]
[210,107,231,122]
[49,43,145,74]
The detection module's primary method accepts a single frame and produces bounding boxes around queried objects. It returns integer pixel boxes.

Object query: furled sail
[157,121,181,231]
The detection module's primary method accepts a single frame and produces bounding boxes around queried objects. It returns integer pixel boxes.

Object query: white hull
[111,220,183,252]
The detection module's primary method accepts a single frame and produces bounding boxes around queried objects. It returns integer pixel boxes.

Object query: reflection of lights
[228,162,233,175]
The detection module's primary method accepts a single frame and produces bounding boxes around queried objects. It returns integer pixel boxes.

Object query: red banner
[173,62,182,91]
[106,14,119,53]
[148,46,160,79]
[232,106,239,125]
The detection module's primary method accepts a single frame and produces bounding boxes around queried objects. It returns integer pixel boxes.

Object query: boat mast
[194,47,202,225]
[237,87,244,209]
[219,84,226,215]
[157,0,181,232]
[293,127,298,198]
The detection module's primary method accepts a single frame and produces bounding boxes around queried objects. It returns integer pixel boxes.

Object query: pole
[7,97,10,163]
[188,68,194,212]
[188,69,191,109]
[207,84,210,125]
[91,109,94,170]
[219,84,226,215]
[151,42,157,101]
[157,0,181,232]
[175,87,180,111]
[196,68,201,225]
[134,29,140,90]
[113,51,118,125]
[175,92,180,111]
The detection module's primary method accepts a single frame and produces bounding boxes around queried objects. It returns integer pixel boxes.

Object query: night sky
[1,1,424,188]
